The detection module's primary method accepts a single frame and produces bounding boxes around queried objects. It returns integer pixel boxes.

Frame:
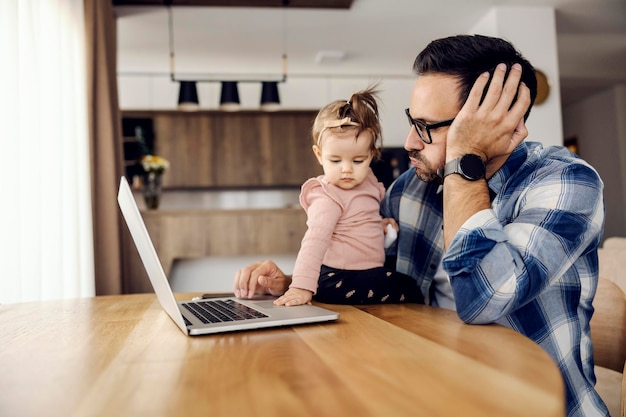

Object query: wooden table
[0,294,565,417]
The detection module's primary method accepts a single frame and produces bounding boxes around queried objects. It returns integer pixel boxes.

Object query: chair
[598,246,626,295]
[590,277,626,416]
[603,236,626,251]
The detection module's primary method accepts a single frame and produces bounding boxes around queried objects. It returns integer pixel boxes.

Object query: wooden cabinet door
[154,113,215,188]
[213,113,267,187]
[266,112,321,185]
[213,112,321,187]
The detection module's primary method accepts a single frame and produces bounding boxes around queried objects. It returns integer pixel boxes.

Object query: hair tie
[322,117,359,129]
[338,100,351,118]
[318,117,360,145]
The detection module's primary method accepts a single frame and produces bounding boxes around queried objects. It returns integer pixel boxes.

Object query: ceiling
[113,0,354,7]
[114,0,626,108]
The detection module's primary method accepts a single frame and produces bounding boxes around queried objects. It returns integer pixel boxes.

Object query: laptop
[117,176,339,336]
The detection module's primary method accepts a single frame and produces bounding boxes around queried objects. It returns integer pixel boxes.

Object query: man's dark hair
[413,34,538,121]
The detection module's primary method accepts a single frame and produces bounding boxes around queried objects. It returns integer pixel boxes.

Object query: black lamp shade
[219,81,240,111]
[260,81,280,111]
[178,81,199,111]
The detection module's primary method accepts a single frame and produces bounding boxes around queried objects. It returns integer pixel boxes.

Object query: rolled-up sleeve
[443,161,605,324]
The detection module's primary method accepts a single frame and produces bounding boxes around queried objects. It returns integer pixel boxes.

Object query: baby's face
[313,130,374,190]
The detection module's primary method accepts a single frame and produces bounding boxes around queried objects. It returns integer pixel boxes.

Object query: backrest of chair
[603,236,626,251]
[598,247,626,294]
[590,278,626,372]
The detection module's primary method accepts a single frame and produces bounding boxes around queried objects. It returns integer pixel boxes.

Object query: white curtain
[0,0,95,303]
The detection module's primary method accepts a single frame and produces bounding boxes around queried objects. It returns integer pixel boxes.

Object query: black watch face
[460,154,486,180]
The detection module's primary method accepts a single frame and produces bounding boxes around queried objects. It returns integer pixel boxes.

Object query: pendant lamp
[178,81,199,111]
[260,81,280,111]
[219,81,241,111]
[167,3,288,110]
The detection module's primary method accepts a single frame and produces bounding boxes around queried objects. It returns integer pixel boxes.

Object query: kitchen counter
[122,205,307,293]
[131,187,301,211]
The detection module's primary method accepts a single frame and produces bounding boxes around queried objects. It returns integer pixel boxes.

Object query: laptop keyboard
[183,299,268,324]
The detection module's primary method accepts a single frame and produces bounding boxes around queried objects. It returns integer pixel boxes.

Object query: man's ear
[511,117,528,150]
[312,145,323,165]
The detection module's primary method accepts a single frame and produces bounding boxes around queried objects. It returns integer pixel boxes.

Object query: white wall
[470,6,563,147]
[563,85,626,240]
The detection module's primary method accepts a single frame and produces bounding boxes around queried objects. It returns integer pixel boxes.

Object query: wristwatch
[443,154,486,181]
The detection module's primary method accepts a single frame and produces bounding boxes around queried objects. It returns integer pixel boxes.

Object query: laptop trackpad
[250,300,279,309]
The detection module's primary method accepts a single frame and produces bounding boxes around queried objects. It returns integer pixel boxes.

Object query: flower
[140,155,170,174]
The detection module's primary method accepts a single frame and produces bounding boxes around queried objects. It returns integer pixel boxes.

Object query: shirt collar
[487,142,528,198]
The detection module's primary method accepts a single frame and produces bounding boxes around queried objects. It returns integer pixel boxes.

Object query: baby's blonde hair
[311,85,382,160]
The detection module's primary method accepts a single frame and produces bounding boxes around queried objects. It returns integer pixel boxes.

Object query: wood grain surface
[0,294,565,417]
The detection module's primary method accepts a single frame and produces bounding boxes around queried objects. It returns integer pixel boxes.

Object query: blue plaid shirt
[381,142,607,417]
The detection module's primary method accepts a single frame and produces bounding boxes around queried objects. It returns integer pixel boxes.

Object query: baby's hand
[274,287,313,306]
[382,218,398,248]
[382,217,398,232]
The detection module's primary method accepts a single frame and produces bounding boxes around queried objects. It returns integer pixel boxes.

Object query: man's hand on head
[446,63,531,166]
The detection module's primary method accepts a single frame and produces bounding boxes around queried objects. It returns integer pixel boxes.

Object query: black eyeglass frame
[405,108,455,144]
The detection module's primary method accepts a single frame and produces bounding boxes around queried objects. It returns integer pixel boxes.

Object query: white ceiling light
[315,50,346,64]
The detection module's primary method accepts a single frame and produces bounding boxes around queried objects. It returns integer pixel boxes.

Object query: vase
[143,172,162,209]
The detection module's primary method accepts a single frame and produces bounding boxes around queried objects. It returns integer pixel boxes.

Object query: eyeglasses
[405,108,455,144]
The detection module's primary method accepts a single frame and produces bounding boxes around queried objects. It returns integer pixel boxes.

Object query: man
[233,35,607,417]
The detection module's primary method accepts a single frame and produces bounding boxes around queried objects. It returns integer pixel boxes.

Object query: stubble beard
[408,150,441,183]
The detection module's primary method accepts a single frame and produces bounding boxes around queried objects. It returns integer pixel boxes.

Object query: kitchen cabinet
[121,110,322,188]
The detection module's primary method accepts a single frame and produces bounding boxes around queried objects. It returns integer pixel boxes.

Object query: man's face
[404,74,460,183]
